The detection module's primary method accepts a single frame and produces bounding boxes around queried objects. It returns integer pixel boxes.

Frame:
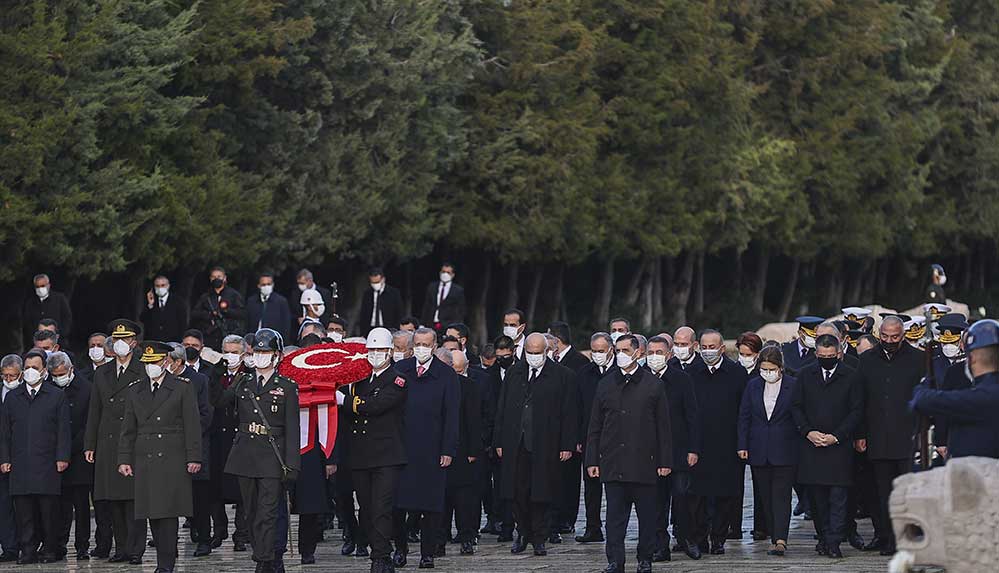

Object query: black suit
[139,293,188,343]
[246,292,293,343]
[781,340,814,377]
[420,281,466,329]
[576,361,613,535]
[22,291,73,350]
[552,348,589,532]
[58,376,94,557]
[652,365,699,550]
[358,284,404,336]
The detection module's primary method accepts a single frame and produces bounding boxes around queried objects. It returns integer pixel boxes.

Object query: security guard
[83,319,148,564]
[911,319,999,459]
[344,327,408,573]
[222,329,300,573]
[117,341,202,573]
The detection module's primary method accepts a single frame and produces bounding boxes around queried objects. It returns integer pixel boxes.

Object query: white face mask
[760,369,781,383]
[503,326,521,340]
[592,351,610,367]
[113,339,131,357]
[610,331,625,343]
[942,343,962,359]
[22,368,42,385]
[615,350,635,369]
[802,335,816,349]
[243,355,255,368]
[328,331,344,343]
[738,355,757,370]
[673,346,692,361]
[393,351,407,363]
[35,286,49,298]
[259,284,273,297]
[2,378,20,390]
[298,283,308,292]
[154,286,169,297]
[700,348,722,365]
[439,272,453,284]
[222,353,242,369]
[371,281,384,292]
[253,353,274,370]
[525,352,545,369]
[414,346,433,363]
[647,354,667,372]
[52,372,73,387]
[311,304,325,316]
[367,351,389,369]
[938,275,947,286]
[89,346,106,363]
[145,364,164,380]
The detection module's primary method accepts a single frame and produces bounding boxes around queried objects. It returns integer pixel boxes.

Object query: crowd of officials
[3,263,998,573]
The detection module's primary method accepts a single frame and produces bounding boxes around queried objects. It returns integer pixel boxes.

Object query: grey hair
[393,330,415,349]
[296,268,314,281]
[817,321,842,342]
[634,333,648,351]
[881,315,905,330]
[543,333,558,350]
[590,332,613,347]
[45,351,72,371]
[167,343,186,362]
[33,273,49,283]
[222,334,249,351]
[434,347,453,365]
[1,354,22,371]
[104,337,115,353]
[414,327,438,345]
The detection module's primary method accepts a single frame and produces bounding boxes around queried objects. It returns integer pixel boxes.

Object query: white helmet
[300,288,323,306]
[366,327,393,349]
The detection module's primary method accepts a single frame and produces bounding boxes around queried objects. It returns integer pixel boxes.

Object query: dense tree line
[1,0,997,350]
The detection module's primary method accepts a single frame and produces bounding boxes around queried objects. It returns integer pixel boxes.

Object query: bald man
[492,333,576,557]
[670,327,703,372]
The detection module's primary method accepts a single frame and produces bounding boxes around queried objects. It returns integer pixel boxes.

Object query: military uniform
[222,370,300,570]
[347,365,408,570]
[83,320,148,562]
[117,343,202,573]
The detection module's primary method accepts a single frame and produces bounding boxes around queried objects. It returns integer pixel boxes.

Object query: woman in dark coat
[738,347,797,555]
[734,332,764,540]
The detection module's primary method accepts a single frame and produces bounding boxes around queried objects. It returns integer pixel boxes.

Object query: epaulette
[176,376,191,384]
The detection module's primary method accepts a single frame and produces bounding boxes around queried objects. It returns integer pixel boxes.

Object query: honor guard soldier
[344,327,408,573]
[84,319,148,564]
[117,341,202,573]
[927,264,947,302]
[222,328,300,573]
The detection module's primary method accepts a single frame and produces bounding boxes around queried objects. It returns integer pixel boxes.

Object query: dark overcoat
[0,382,71,496]
[688,358,747,497]
[655,366,700,471]
[84,356,147,501]
[62,375,94,486]
[446,373,483,488]
[856,343,923,460]
[791,364,862,486]
[210,366,243,502]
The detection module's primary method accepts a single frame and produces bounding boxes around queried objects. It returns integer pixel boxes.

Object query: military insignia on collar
[394,376,406,388]
[270,388,285,396]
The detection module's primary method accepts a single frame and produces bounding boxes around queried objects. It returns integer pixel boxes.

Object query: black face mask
[880,340,901,355]
[210,278,225,289]
[817,356,839,371]
[185,346,200,363]
[496,355,514,369]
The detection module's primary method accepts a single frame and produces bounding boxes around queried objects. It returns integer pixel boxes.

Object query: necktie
[118,365,125,379]
[29,388,36,400]
[152,382,160,396]
[434,283,445,322]
[801,348,809,359]
[372,290,380,327]
[529,369,538,384]
[258,375,265,393]
[824,370,831,383]
[159,297,165,309]
[417,365,426,378]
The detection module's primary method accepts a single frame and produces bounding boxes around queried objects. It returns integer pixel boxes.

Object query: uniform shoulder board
[176,376,191,383]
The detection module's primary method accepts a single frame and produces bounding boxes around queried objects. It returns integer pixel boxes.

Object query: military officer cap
[939,312,970,330]
[904,316,927,341]
[880,312,911,322]
[139,341,172,363]
[923,303,951,320]
[965,319,999,352]
[253,328,284,352]
[794,316,824,338]
[841,307,872,322]
[108,318,142,339]
[845,330,866,347]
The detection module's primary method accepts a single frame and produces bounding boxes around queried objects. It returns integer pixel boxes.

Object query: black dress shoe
[392,550,407,567]
[511,537,528,554]
[533,542,547,556]
[848,532,865,551]
[651,547,671,562]
[355,546,369,557]
[815,542,828,556]
[407,531,420,543]
[497,531,514,543]
[233,539,248,552]
[685,541,702,560]
[709,542,725,555]
[16,553,37,565]
[880,545,896,556]
[433,544,445,557]
[0,551,18,562]
[548,532,562,544]
[210,536,224,549]
[108,554,129,562]
[129,555,143,565]
[148,538,156,547]
[672,540,687,552]
[862,537,884,552]
[194,543,212,557]
[557,524,574,534]
[90,548,110,559]
[602,563,622,573]
[154,567,175,573]
[418,555,434,568]
[726,529,743,540]
[793,501,805,516]
[637,560,653,573]
[76,551,90,561]
[342,541,357,555]
[697,540,709,553]
[459,541,474,555]
[38,552,61,563]
[301,554,316,564]
[575,529,604,543]
[827,545,844,558]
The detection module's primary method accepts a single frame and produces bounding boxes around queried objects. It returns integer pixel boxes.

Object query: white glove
[336,392,346,406]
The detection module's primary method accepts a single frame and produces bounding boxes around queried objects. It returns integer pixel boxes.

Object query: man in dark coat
[548,321,589,537]
[21,273,73,350]
[221,329,301,573]
[647,335,701,561]
[139,275,188,343]
[439,351,483,556]
[48,351,94,561]
[209,336,250,551]
[246,272,293,344]
[190,267,247,351]
[345,327,409,573]
[791,335,863,559]
[854,315,923,555]
[669,327,703,372]
[574,332,615,544]
[493,333,576,557]
[480,336,517,541]
[0,351,71,564]
[420,262,466,333]
[117,341,202,573]
[587,335,672,573]
[687,329,747,556]
[781,316,823,377]
[359,268,404,337]
[84,319,149,564]
[391,330,460,569]
[0,355,23,562]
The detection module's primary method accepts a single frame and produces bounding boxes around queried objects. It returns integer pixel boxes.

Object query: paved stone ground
[0,470,892,572]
